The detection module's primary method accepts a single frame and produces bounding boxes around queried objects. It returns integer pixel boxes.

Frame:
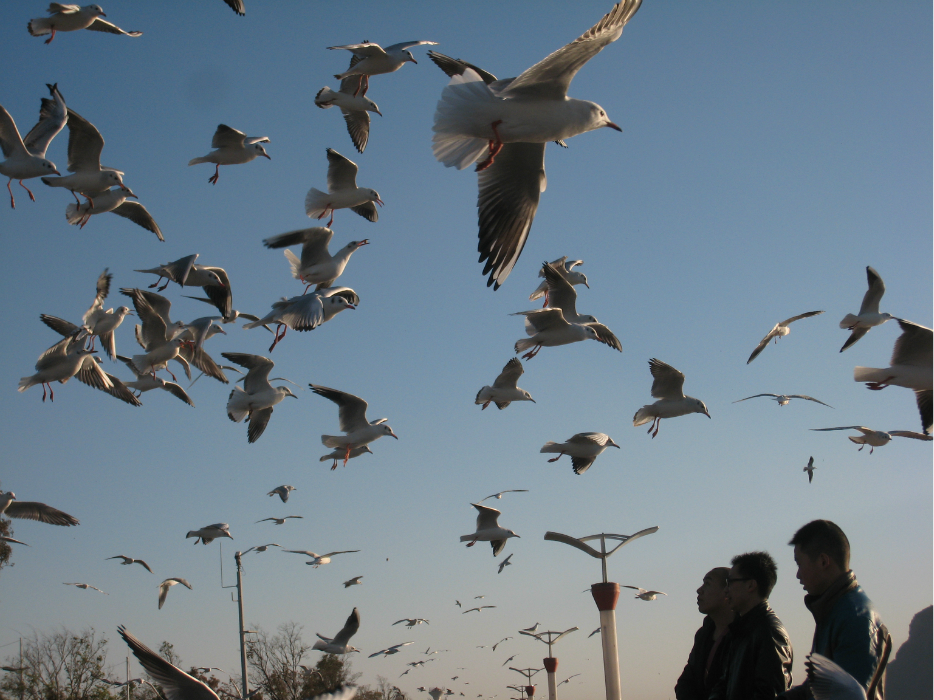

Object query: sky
[0,1,931,698]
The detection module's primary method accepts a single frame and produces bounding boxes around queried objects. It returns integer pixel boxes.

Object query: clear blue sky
[1,2,930,698]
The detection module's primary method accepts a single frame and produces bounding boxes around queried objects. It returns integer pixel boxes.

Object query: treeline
[0,624,407,700]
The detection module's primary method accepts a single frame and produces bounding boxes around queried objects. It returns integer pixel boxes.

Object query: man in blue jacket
[783,520,890,700]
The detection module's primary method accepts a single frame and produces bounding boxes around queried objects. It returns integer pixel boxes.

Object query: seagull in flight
[64,582,107,594]
[284,549,360,568]
[255,516,303,525]
[158,578,192,609]
[623,586,667,601]
[804,457,816,484]
[746,311,824,364]
[497,553,514,574]
[107,555,153,573]
[479,489,529,503]
[118,626,221,700]
[840,266,894,352]
[368,641,415,658]
[810,426,932,453]
[312,608,361,654]
[0,491,78,526]
[733,393,832,408]
[462,606,497,614]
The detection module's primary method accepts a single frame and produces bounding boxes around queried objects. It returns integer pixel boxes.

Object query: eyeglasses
[726,577,752,585]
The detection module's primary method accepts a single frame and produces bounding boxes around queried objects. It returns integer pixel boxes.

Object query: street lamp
[508,667,542,698]
[544,527,658,700]
[518,628,578,700]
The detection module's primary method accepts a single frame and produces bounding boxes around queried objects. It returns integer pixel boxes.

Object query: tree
[0,518,14,574]
[0,628,116,700]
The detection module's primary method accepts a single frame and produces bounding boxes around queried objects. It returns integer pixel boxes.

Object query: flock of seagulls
[2,1,930,697]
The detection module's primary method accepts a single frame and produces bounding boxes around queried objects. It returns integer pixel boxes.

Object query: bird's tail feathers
[65,203,84,225]
[322,435,343,448]
[304,188,330,219]
[853,366,887,383]
[839,314,859,329]
[188,156,209,166]
[315,87,337,108]
[431,71,495,169]
[17,376,37,392]
[539,441,560,454]
[514,338,536,354]
[284,249,303,279]
[27,17,52,37]
[632,407,653,426]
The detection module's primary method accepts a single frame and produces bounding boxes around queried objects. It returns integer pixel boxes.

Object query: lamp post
[221,546,249,700]
[508,667,542,698]
[518,628,578,700]
[544,527,658,700]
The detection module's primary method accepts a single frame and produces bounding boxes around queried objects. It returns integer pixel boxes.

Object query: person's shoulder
[838,584,881,619]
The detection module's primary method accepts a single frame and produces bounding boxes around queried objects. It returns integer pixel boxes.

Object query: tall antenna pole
[221,546,249,700]
[126,656,130,700]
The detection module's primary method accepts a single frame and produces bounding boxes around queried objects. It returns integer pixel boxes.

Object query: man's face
[696,570,728,614]
[794,544,826,595]
[725,565,757,614]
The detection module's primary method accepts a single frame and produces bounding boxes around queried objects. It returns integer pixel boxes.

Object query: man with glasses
[675,567,735,700]
[709,551,793,700]
[782,520,891,700]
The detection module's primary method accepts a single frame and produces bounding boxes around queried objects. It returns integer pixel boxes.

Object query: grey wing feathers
[263,228,333,265]
[309,386,368,432]
[540,261,578,316]
[325,148,359,191]
[492,358,523,388]
[779,310,825,326]
[892,319,932,367]
[5,501,79,526]
[112,202,164,241]
[64,109,104,172]
[571,456,596,475]
[86,18,143,36]
[247,408,273,443]
[23,83,67,158]
[746,333,773,364]
[40,314,83,338]
[915,389,932,435]
[332,608,361,646]
[587,323,621,351]
[427,51,499,84]
[859,266,885,315]
[118,627,219,700]
[342,110,370,154]
[787,395,833,408]
[500,0,642,100]
[648,358,685,399]
[223,0,246,15]
[98,371,144,406]
[477,142,546,289]
[350,201,378,222]
[490,540,506,556]
[212,125,246,149]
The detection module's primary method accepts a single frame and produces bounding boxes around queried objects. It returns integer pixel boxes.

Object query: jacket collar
[804,570,858,623]
[729,600,769,634]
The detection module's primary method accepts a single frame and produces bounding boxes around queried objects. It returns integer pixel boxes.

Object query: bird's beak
[374,108,383,117]
[408,57,417,64]
[704,410,711,418]
[286,393,298,399]
[583,281,590,289]
[530,398,536,403]
[390,430,399,439]
[605,122,622,132]
[357,239,370,247]
[125,189,138,199]
[375,197,384,207]
[346,304,356,310]
[52,169,61,176]
[611,441,620,448]
[262,153,271,160]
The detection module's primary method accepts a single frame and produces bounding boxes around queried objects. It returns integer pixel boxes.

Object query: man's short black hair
[789,520,850,571]
[731,551,778,598]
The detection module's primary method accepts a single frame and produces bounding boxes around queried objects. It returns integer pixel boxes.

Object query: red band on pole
[543,657,558,673]
[525,686,535,697]
[591,582,620,611]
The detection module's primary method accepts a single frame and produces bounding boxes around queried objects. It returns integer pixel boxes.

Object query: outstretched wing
[118,627,219,700]
[648,358,685,400]
[499,0,642,100]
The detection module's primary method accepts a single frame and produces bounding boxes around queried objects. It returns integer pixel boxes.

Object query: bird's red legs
[268,324,287,352]
[147,276,169,291]
[352,75,364,97]
[865,377,894,391]
[343,444,352,466]
[7,181,15,209]
[330,459,339,471]
[652,420,661,438]
[475,120,504,172]
[547,453,564,463]
[542,292,549,308]
[521,344,542,360]
[40,382,54,402]
[208,165,220,185]
[361,75,369,96]
[45,28,56,44]
[465,538,478,548]
[481,401,491,410]
[19,180,36,202]
[646,417,660,437]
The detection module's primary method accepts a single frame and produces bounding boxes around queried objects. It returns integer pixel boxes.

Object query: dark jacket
[783,572,890,700]
[675,615,732,700]
[709,601,793,700]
